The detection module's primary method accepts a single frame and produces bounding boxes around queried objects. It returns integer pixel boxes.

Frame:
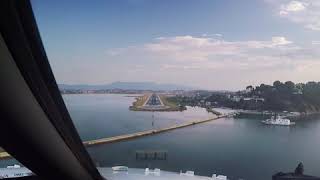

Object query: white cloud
[312,41,320,45]
[281,1,307,12]
[143,36,238,61]
[305,23,320,31]
[105,35,320,72]
[108,37,320,86]
[143,35,294,59]
[272,36,293,45]
[100,35,320,89]
[202,33,222,38]
[271,0,320,31]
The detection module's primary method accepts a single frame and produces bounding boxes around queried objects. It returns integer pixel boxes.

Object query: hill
[58,81,194,91]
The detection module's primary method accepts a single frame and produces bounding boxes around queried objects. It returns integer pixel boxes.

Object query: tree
[246,85,253,90]
[284,81,295,90]
[294,162,304,175]
[273,80,282,89]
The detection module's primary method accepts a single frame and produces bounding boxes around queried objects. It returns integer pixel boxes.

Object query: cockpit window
[1,1,319,180]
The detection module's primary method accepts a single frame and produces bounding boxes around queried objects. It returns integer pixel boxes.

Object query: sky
[31,0,320,90]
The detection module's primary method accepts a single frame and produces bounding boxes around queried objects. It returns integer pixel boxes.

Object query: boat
[261,115,295,126]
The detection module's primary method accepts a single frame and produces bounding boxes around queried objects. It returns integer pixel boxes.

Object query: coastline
[234,109,320,119]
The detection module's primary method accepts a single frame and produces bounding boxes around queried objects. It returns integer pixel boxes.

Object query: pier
[0,113,235,159]
[83,114,229,147]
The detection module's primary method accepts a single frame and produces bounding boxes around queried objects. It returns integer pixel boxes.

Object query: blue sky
[31,0,320,90]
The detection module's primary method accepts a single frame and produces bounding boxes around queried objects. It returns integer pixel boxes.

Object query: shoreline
[233,109,320,119]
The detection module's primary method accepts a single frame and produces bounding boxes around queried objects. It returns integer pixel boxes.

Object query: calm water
[2,94,320,180]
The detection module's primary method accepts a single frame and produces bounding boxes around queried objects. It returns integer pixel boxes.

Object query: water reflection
[63,94,320,180]
[2,94,320,180]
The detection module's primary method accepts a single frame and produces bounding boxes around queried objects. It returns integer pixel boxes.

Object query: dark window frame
[0,1,104,180]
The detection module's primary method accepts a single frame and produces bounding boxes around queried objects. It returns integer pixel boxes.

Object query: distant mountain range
[58,82,195,91]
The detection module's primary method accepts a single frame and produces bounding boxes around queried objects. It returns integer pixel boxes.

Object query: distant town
[59,81,320,115]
